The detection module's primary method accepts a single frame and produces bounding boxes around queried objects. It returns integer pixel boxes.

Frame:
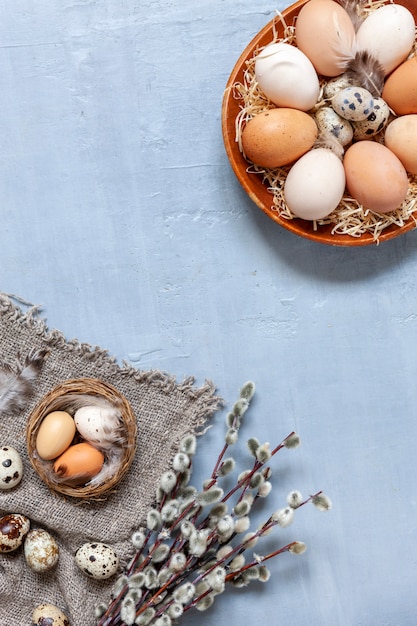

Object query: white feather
[330,11,357,71]
[86,446,126,487]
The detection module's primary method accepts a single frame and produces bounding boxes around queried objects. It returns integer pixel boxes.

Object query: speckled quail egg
[352,97,390,140]
[75,542,119,579]
[323,74,352,100]
[0,445,23,490]
[0,513,30,552]
[315,107,353,146]
[332,86,374,122]
[32,603,70,625]
[24,528,59,572]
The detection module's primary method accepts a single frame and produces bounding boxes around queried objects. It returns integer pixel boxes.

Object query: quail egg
[332,86,374,122]
[352,97,390,140]
[75,542,119,579]
[323,74,352,100]
[315,107,353,146]
[32,603,70,625]
[0,446,23,490]
[24,528,59,572]
[0,513,30,552]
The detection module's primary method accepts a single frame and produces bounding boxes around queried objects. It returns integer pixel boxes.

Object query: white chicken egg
[355,3,416,76]
[284,148,346,220]
[254,42,320,111]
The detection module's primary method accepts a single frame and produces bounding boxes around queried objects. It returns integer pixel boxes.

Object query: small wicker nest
[26,378,137,499]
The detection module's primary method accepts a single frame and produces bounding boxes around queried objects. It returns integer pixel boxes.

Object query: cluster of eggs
[0,512,58,569]
[241,0,417,221]
[35,404,118,485]
[1,435,120,624]
[0,504,66,624]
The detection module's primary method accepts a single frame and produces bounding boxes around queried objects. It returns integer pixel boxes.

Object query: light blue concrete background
[1,1,417,624]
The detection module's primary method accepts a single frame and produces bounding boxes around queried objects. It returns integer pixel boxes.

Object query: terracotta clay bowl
[221,0,417,246]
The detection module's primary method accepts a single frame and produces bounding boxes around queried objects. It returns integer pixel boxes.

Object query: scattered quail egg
[32,603,70,625]
[332,86,374,122]
[0,446,23,490]
[323,74,352,100]
[352,97,390,140]
[24,528,59,572]
[315,107,353,146]
[75,542,119,579]
[0,513,30,552]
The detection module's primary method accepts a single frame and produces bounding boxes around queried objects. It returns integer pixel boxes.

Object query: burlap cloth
[0,293,222,625]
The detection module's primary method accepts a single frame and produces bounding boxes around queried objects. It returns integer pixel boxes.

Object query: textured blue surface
[2,1,417,624]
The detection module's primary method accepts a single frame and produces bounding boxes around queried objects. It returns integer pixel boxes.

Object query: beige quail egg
[32,603,70,625]
[323,74,352,100]
[332,86,374,121]
[0,445,23,490]
[24,528,59,572]
[75,542,119,579]
[315,107,353,146]
[0,513,30,552]
[352,97,390,140]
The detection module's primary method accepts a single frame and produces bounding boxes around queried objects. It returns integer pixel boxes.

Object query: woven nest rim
[26,377,138,500]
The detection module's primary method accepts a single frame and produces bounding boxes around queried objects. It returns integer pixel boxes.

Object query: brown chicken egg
[241,108,318,169]
[385,115,417,175]
[295,0,356,77]
[382,57,417,115]
[344,141,409,214]
[53,442,104,485]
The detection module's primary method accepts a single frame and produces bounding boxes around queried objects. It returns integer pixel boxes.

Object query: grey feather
[345,50,385,96]
[0,348,49,415]
[336,0,365,31]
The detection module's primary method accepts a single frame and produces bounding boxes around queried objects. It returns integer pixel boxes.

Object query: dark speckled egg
[32,603,70,625]
[75,542,119,579]
[0,513,30,552]
[0,446,23,490]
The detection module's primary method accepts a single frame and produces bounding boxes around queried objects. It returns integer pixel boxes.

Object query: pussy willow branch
[98,431,298,626]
